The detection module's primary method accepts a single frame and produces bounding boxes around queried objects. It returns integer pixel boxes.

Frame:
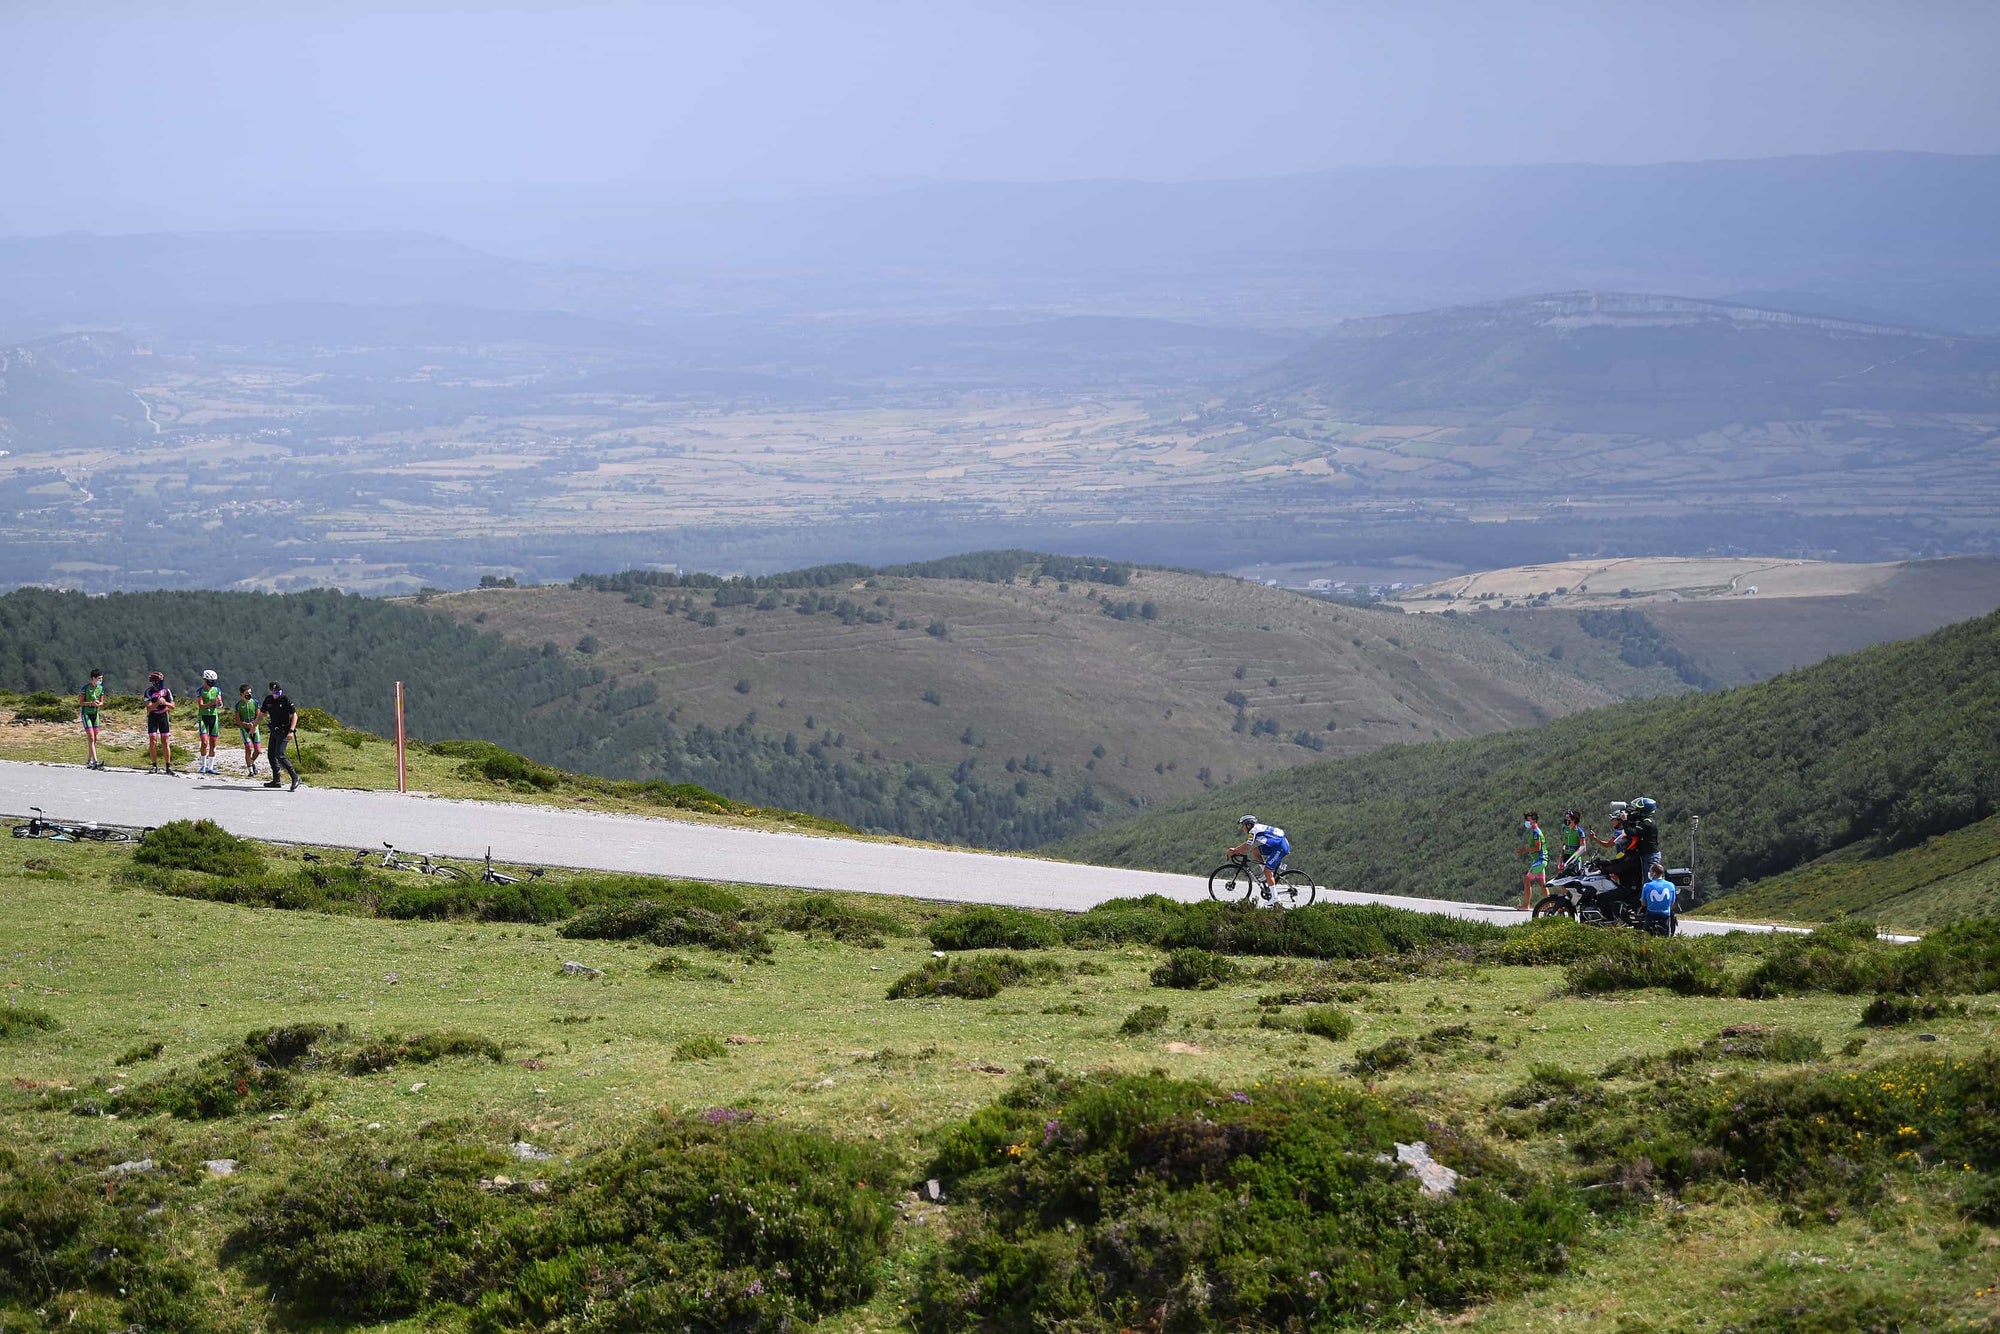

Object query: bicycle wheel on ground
[1207,861,1255,902]
[82,827,134,843]
[427,864,465,882]
[1275,868,1318,908]
[1530,895,1575,920]
[11,825,40,839]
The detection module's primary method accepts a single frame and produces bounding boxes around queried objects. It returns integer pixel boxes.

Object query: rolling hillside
[1704,813,2000,930]
[432,553,1616,841]
[1054,607,2000,910]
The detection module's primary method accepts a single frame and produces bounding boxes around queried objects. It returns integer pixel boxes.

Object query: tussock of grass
[113,1039,164,1065]
[1859,993,1966,1027]
[672,1034,729,1061]
[0,1006,58,1040]
[1353,1023,1500,1075]
[915,1070,1582,1331]
[343,1031,505,1074]
[1118,1004,1170,1035]
[766,894,904,946]
[1148,946,1238,990]
[646,954,736,982]
[928,905,1061,951]
[1258,1003,1355,1042]
[887,953,1065,1000]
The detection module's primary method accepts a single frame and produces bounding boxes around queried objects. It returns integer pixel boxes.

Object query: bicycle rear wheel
[427,864,465,882]
[1275,868,1318,908]
[1208,861,1255,903]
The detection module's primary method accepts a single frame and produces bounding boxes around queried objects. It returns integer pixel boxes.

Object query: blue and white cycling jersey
[1641,875,1679,916]
[1248,822,1291,870]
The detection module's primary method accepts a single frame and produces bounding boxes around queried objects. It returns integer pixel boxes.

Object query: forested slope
[1054,609,2000,907]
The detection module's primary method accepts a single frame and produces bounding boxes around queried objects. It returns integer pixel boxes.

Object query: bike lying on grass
[10,807,144,842]
[335,842,467,880]
[1208,853,1318,907]
[480,847,545,886]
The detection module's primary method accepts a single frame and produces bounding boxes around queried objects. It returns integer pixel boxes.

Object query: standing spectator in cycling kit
[1516,811,1547,910]
[234,684,262,776]
[143,671,177,775]
[194,670,224,776]
[259,682,300,790]
[1557,808,1586,874]
[79,668,107,770]
[1228,815,1291,896]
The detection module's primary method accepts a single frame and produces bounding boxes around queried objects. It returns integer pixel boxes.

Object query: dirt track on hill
[0,758,1789,936]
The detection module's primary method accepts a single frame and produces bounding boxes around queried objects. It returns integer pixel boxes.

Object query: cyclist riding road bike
[1228,815,1292,893]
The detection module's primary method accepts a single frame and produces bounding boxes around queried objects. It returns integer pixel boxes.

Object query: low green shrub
[914,1071,1582,1332]
[233,1117,899,1329]
[887,953,1065,1000]
[647,954,736,982]
[1495,1065,1610,1134]
[1058,896,1503,959]
[767,895,903,946]
[1353,1023,1497,1075]
[115,1039,164,1064]
[1119,1004,1170,1035]
[0,1005,57,1040]
[673,1034,729,1061]
[929,905,1062,951]
[133,819,263,876]
[560,891,768,956]
[1859,994,1966,1027]
[0,1148,218,1331]
[12,690,75,722]
[1483,918,1610,966]
[1563,936,1728,997]
[92,1023,342,1119]
[1149,947,1238,990]
[433,739,565,790]
[1575,1049,2000,1212]
[1298,1004,1355,1041]
[344,1031,505,1074]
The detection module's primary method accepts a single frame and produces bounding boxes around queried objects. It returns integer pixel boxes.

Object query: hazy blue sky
[5,0,1999,233]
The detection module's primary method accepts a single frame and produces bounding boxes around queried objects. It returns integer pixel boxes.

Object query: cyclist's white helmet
[202,669,218,682]
[1239,814,1258,827]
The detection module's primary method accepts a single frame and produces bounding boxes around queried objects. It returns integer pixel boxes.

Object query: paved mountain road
[0,760,1792,936]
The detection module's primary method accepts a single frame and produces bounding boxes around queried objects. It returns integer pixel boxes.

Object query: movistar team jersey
[197,685,222,720]
[234,698,259,726]
[1641,876,1679,916]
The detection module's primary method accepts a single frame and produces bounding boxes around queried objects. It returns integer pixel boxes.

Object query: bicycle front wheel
[1275,869,1318,908]
[427,865,465,882]
[1208,861,1255,903]
[11,825,40,839]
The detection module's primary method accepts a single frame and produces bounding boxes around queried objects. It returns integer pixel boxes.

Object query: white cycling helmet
[1239,814,1258,827]
[202,669,218,682]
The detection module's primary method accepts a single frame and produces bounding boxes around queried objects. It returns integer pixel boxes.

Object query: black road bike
[1207,853,1318,907]
[11,807,142,842]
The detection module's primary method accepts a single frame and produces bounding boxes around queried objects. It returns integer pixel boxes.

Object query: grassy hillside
[435,553,1623,837]
[1055,607,2000,906]
[7,836,2000,1331]
[1709,813,2000,930]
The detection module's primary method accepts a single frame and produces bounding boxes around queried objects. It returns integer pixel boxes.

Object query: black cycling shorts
[146,713,171,735]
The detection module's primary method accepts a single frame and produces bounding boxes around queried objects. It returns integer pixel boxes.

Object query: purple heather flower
[1043,1119,1061,1145]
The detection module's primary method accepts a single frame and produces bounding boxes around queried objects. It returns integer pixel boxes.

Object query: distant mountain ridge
[1238,290,2000,434]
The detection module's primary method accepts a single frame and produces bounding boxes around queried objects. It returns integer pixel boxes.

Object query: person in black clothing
[260,683,301,790]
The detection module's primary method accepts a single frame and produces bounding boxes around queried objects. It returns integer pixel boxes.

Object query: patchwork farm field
[5,828,1999,1332]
